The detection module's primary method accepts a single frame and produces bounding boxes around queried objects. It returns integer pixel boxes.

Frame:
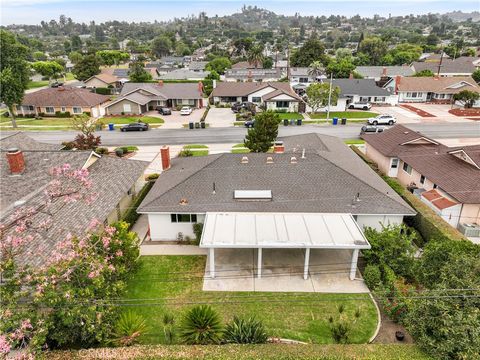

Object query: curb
[368,292,382,343]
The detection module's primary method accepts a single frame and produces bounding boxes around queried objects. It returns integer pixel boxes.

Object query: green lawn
[276,112,303,120]
[344,139,365,145]
[231,143,250,154]
[123,256,378,345]
[181,144,209,156]
[102,116,164,125]
[309,111,378,119]
[26,80,49,89]
[0,116,74,131]
[183,144,209,149]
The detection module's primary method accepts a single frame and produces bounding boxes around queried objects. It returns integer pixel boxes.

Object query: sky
[1,0,479,25]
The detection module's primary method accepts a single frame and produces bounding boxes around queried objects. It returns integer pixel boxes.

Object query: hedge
[93,87,111,95]
[122,181,154,229]
[349,145,466,244]
[45,344,433,360]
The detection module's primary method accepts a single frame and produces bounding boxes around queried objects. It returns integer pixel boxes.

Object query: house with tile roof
[103,82,206,115]
[0,132,149,268]
[210,81,305,112]
[15,87,110,118]
[395,75,480,104]
[361,124,480,234]
[137,133,414,282]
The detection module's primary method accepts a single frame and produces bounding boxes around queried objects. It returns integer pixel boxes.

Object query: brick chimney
[160,146,170,170]
[382,67,387,76]
[6,148,25,174]
[273,144,285,153]
[395,75,401,94]
[349,72,354,79]
[198,81,203,93]
[158,80,164,87]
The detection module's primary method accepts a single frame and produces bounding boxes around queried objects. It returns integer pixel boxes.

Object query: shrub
[83,111,91,116]
[337,304,345,314]
[178,149,193,157]
[94,87,111,95]
[95,147,109,154]
[330,322,350,344]
[145,173,160,182]
[61,141,75,150]
[363,264,382,290]
[382,264,397,290]
[162,313,175,345]
[54,111,71,118]
[179,305,223,345]
[111,311,148,347]
[115,148,124,157]
[193,223,203,244]
[223,316,268,344]
[122,182,154,229]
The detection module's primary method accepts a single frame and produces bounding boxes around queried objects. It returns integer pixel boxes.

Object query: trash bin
[283,119,289,126]
[297,118,302,126]
[189,122,194,129]
[200,121,206,129]
[108,123,114,131]
[341,118,347,125]
[195,122,200,129]
[332,117,338,125]
[290,119,295,125]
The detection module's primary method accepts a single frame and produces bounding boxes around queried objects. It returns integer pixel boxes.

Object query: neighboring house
[103,82,205,115]
[138,134,414,280]
[158,69,210,80]
[15,87,110,118]
[224,68,282,82]
[189,61,209,72]
[274,60,289,77]
[355,66,415,81]
[210,81,305,112]
[0,132,148,268]
[231,61,254,69]
[84,73,123,90]
[361,125,480,233]
[158,56,188,67]
[289,67,326,94]
[145,62,176,75]
[411,56,480,77]
[395,76,480,104]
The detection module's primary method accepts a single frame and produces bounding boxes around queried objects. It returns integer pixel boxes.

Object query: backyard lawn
[309,111,378,119]
[123,256,378,345]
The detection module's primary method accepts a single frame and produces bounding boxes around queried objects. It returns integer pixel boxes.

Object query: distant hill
[443,11,480,22]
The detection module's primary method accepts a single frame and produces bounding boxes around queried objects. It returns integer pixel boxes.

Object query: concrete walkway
[140,244,208,256]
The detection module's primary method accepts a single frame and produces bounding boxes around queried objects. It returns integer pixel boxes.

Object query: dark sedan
[121,122,149,132]
[156,106,172,115]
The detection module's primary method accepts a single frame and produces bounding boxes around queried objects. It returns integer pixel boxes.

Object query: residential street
[17,122,480,146]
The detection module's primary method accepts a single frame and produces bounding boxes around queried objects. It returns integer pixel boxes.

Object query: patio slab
[202,248,369,293]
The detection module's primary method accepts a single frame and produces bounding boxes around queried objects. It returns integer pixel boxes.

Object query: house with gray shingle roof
[355,66,415,81]
[0,132,149,267]
[138,134,414,282]
[412,56,480,77]
[103,82,206,115]
[362,124,480,235]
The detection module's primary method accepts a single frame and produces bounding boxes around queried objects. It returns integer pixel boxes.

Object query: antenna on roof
[212,182,216,195]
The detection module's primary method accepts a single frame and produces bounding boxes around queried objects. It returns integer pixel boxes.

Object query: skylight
[234,190,272,201]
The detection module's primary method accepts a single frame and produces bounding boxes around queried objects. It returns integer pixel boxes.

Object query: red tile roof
[421,189,458,210]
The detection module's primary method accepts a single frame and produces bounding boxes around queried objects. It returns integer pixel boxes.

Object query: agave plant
[178,305,223,345]
[330,321,350,344]
[223,316,268,344]
[163,312,176,344]
[111,311,148,347]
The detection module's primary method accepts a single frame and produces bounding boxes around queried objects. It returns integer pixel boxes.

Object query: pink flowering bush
[0,164,140,355]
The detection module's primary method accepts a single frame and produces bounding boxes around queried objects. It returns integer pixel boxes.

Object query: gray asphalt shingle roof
[138,133,413,215]
[331,79,391,97]
[355,66,415,78]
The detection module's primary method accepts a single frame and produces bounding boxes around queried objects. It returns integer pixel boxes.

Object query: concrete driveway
[205,107,236,127]
[146,108,205,129]
[373,106,423,124]
[202,248,369,293]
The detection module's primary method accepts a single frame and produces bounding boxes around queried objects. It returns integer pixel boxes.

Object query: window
[123,103,131,113]
[61,107,66,112]
[72,106,82,114]
[359,97,370,102]
[406,92,411,97]
[420,175,425,184]
[391,158,399,169]
[402,162,412,175]
[299,77,309,83]
[276,101,289,108]
[252,97,261,103]
[170,214,197,223]
[374,96,385,102]
[45,106,55,114]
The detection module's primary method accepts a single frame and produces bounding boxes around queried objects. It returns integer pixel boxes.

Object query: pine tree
[244,111,280,153]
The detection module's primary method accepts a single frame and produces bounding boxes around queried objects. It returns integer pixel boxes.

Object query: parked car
[244,119,255,128]
[231,102,256,113]
[180,107,193,115]
[156,106,171,115]
[120,122,149,132]
[360,125,384,134]
[348,102,372,110]
[50,81,64,88]
[367,114,396,126]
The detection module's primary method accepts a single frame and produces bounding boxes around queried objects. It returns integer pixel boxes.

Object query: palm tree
[247,44,265,69]
[179,305,223,344]
[308,61,324,81]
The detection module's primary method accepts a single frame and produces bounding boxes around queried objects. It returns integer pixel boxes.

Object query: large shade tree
[306,82,340,113]
[72,54,101,81]
[290,37,328,67]
[32,61,64,83]
[0,30,30,128]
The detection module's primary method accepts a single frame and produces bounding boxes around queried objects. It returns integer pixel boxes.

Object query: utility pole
[326,73,333,121]
[437,51,444,76]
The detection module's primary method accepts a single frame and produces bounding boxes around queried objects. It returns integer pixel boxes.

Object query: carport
[200,212,371,281]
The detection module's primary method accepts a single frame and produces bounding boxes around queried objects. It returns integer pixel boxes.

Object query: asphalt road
[8,122,480,147]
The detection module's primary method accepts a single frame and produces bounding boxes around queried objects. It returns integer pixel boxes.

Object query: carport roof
[200,212,371,249]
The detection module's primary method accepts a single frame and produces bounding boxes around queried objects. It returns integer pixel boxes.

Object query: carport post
[304,248,310,280]
[257,248,262,278]
[209,248,215,279]
[350,249,359,280]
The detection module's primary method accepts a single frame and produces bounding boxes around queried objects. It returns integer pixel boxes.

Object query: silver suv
[367,114,396,125]
[349,102,372,110]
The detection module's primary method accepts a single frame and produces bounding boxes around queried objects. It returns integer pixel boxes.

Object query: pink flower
[88,219,101,230]
[0,335,11,354]
[115,250,123,257]
[20,319,32,331]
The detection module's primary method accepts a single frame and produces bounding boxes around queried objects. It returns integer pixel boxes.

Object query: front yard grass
[231,143,250,154]
[123,256,378,345]
[309,111,378,119]
[182,144,209,156]
[101,116,164,125]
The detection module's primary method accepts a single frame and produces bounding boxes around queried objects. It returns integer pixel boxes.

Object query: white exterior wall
[148,213,206,241]
[306,98,347,113]
[420,197,461,228]
[265,94,299,112]
[356,215,404,231]
[398,91,428,103]
[247,87,277,102]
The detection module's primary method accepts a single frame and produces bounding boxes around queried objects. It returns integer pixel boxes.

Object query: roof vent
[266,156,273,164]
[290,156,297,164]
[301,149,306,159]
[179,198,188,205]
[241,156,249,164]
[234,190,272,201]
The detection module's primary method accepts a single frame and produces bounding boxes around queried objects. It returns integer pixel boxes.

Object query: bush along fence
[122,180,155,229]
[349,145,466,244]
